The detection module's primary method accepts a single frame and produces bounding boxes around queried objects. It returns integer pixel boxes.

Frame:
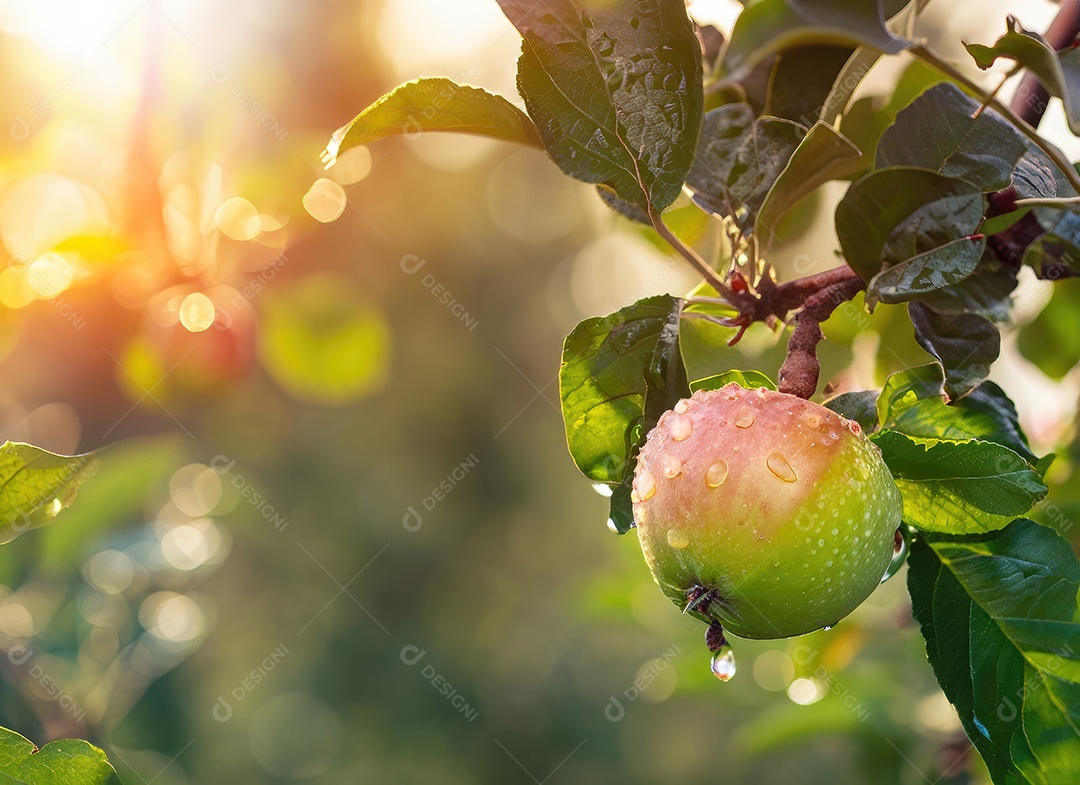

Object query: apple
[632,384,902,640]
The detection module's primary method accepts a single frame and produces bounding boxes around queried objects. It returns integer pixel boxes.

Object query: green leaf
[0,727,121,784]
[965,15,1080,136]
[1018,279,1080,378]
[1024,209,1080,278]
[838,59,946,170]
[871,430,1047,534]
[824,390,880,432]
[766,44,856,123]
[913,255,1018,322]
[836,167,985,284]
[499,0,704,213]
[867,236,986,307]
[877,364,1036,462]
[0,443,97,546]
[721,0,912,81]
[321,78,543,165]
[818,46,883,122]
[690,370,777,393]
[560,295,688,488]
[908,520,1080,784]
[687,106,806,230]
[875,83,1027,192]
[909,302,1000,400]
[756,122,862,253]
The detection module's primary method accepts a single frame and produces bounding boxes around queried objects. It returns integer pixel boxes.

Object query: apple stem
[705,620,727,653]
[775,272,866,400]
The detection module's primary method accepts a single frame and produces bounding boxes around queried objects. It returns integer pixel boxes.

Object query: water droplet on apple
[735,413,755,429]
[667,529,690,549]
[674,399,690,414]
[711,648,736,682]
[705,460,728,488]
[636,471,656,501]
[668,413,693,441]
[661,455,682,478]
[767,453,797,482]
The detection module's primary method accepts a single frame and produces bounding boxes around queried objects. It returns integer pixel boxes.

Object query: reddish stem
[776,275,866,399]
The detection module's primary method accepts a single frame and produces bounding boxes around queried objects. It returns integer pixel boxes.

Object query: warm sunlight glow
[179,291,216,332]
[303,179,347,224]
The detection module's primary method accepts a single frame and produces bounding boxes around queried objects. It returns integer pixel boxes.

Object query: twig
[1009,0,1080,127]
[777,275,866,399]
[910,45,1080,196]
[650,213,731,296]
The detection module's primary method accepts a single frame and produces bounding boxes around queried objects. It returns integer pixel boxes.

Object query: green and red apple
[632,383,902,640]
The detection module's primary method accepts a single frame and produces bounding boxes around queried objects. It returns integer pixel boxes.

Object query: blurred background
[0,0,1076,782]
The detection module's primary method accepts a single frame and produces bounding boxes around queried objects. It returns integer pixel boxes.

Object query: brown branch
[777,275,866,400]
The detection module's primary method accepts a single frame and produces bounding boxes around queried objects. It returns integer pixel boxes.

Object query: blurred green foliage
[0,2,1076,784]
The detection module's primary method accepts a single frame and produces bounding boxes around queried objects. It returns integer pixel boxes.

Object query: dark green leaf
[824,390,880,432]
[0,726,121,784]
[766,44,856,123]
[868,236,985,307]
[1018,279,1080,378]
[721,0,911,81]
[818,46,883,122]
[836,168,984,283]
[607,474,634,534]
[0,443,97,546]
[871,430,1047,534]
[689,370,777,393]
[965,15,1080,136]
[913,254,1018,322]
[876,83,1027,192]
[560,296,688,485]
[908,520,1080,784]
[877,364,1036,462]
[596,187,651,225]
[322,78,543,165]
[499,0,704,213]
[1024,209,1080,277]
[909,301,1000,400]
[687,107,806,230]
[1013,142,1063,199]
[838,59,946,170]
[756,122,862,253]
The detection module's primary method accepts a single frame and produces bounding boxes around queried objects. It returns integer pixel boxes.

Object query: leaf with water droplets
[0,443,98,545]
[908,302,1000,401]
[560,296,689,531]
[836,167,985,287]
[686,106,806,231]
[908,520,1080,783]
[497,0,704,214]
